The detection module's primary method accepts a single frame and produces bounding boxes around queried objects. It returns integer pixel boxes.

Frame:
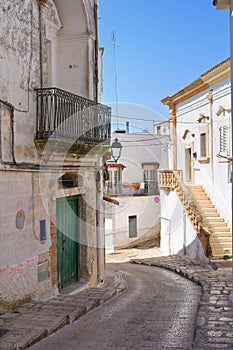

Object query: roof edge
[161,58,230,106]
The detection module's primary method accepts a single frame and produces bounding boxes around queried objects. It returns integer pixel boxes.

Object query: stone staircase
[192,185,232,259]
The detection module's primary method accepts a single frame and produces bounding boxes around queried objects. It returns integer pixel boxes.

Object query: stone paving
[130,256,233,349]
[1,237,233,349]
[108,238,233,349]
[0,270,126,350]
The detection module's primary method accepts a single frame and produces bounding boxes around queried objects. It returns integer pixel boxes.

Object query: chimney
[126,121,129,134]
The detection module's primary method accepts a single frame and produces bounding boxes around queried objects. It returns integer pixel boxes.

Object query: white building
[0,0,110,306]
[105,129,169,252]
[159,58,232,260]
[154,120,170,136]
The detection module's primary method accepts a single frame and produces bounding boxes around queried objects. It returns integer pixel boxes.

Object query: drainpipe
[38,0,43,88]
[96,159,105,283]
[94,0,99,103]
[206,89,214,184]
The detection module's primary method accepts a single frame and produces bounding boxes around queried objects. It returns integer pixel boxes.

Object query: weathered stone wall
[0,170,54,304]
[0,0,40,106]
[0,1,40,163]
[0,0,104,304]
[0,164,101,303]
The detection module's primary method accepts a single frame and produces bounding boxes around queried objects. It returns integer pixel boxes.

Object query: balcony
[35,88,111,144]
[106,181,159,196]
[158,170,182,190]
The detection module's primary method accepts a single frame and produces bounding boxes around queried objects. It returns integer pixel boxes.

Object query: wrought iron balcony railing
[106,181,159,196]
[35,88,111,144]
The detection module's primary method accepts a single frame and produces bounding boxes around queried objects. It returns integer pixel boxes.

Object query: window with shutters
[219,125,228,155]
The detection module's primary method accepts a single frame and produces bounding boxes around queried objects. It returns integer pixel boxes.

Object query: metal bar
[35,87,111,144]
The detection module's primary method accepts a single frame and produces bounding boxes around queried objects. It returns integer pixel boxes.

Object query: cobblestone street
[1,238,233,349]
[109,238,233,349]
[31,262,201,350]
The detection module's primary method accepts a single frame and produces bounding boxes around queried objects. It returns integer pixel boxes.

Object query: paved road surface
[31,263,201,350]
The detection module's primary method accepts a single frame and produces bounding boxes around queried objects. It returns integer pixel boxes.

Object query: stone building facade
[0,0,111,305]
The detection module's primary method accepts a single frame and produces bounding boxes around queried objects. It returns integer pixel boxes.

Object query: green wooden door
[56,196,79,289]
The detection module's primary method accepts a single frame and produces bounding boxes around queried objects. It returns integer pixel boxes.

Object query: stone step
[196,199,213,203]
[207,222,228,228]
[211,233,232,238]
[211,227,231,233]
[211,254,231,259]
[189,185,232,258]
[211,248,232,253]
[210,241,232,247]
[192,193,208,197]
[210,237,232,243]
[212,253,232,259]
[206,217,224,222]
[205,213,221,217]
[199,204,215,208]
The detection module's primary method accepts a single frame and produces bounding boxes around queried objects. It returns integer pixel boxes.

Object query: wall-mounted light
[111,138,122,163]
[216,106,231,116]
[198,114,209,123]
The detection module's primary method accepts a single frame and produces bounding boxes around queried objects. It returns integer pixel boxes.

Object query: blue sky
[99,0,230,132]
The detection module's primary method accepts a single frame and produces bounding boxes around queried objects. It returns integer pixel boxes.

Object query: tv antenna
[112,31,119,129]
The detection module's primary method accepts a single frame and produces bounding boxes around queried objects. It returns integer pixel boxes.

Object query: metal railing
[106,181,159,196]
[35,88,111,144]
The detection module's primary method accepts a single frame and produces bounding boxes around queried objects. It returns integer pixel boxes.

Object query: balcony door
[142,163,159,195]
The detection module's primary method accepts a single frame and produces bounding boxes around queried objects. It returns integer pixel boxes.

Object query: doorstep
[59,280,89,296]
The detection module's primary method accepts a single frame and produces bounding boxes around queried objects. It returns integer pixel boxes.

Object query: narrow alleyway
[31,262,201,350]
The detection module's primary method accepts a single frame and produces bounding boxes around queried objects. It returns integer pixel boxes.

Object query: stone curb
[0,278,127,350]
[130,257,233,349]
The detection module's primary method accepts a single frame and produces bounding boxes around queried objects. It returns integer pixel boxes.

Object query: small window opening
[58,174,75,189]
[129,215,137,238]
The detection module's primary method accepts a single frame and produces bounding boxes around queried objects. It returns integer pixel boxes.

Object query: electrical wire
[115,137,169,142]
[122,143,169,148]
[112,113,229,125]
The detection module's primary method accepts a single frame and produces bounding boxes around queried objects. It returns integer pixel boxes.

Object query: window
[200,133,207,157]
[185,147,192,182]
[219,125,228,154]
[142,163,159,194]
[108,168,121,185]
[129,215,137,238]
[198,124,210,163]
[143,169,156,183]
[106,165,124,195]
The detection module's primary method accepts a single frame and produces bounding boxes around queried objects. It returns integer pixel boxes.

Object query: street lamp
[111,138,122,163]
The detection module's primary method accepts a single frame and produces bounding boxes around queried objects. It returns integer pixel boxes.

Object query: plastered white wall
[160,190,207,261]
[175,77,231,228]
[105,195,161,249]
